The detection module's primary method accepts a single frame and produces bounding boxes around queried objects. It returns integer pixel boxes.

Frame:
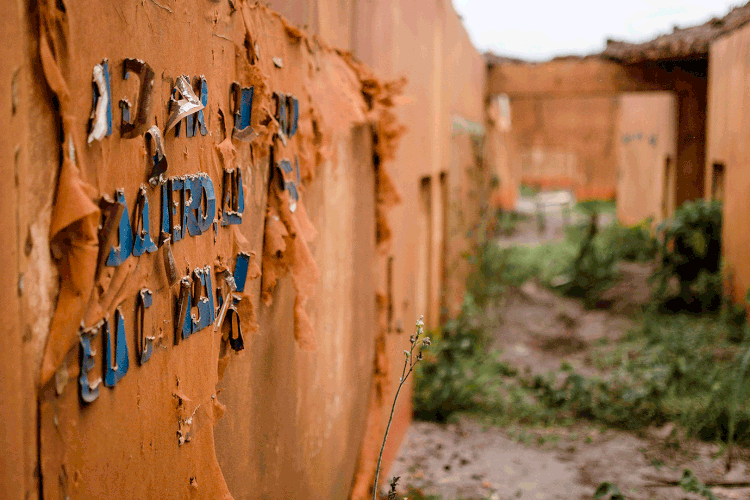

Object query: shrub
[601,220,658,262]
[653,200,722,312]
[552,214,620,308]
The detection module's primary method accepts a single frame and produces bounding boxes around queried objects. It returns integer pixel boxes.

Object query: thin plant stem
[372,318,428,500]
[372,367,407,500]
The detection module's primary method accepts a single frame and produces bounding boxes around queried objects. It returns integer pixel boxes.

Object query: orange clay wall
[509,94,620,200]
[0,0,499,499]
[616,92,678,226]
[264,0,499,495]
[486,57,656,201]
[705,24,750,304]
[1,1,405,499]
[487,57,707,207]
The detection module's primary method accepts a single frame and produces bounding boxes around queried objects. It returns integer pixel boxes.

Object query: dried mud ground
[388,207,750,500]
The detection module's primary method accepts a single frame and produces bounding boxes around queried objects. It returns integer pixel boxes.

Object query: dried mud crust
[492,260,651,379]
[389,419,750,500]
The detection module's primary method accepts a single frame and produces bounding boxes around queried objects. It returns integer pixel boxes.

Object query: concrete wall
[616,92,678,225]
[706,24,750,302]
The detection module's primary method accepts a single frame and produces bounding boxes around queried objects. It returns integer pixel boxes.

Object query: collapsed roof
[603,1,750,63]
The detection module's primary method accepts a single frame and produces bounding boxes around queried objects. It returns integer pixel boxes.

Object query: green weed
[526,313,750,445]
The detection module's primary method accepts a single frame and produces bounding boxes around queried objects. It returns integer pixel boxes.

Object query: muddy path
[389,268,750,499]
[388,205,750,500]
[389,417,750,500]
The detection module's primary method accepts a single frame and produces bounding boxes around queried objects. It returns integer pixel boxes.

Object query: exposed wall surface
[2,1,404,499]
[488,57,708,206]
[487,58,656,201]
[486,56,657,97]
[509,94,620,199]
[616,92,678,225]
[706,24,750,303]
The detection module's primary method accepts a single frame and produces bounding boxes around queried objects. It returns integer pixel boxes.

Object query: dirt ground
[387,199,750,500]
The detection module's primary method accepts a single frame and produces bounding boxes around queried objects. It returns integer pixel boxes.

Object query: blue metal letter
[104,309,130,387]
[289,96,298,137]
[176,277,192,342]
[137,289,154,365]
[79,324,102,404]
[170,178,185,242]
[231,83,255,142]
[184,176,202,237]
[120,59,155,139]
[197,174,216,233]
[87,59,112,143]
[190,76,209,137]
[132,186,158,257]
[275,93,288,138]
[234,252,250,293]
[161,180,170,238]
[106,189,133,266]
[191,266,215,333]
[221,168,244,226]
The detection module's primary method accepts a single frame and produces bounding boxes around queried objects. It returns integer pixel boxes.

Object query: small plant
[594,481,625,500]
[725,343,750,470]
[678,469,718,500]
[373,317,431,500]
[595,470,718,500]
[602,220,658,262]
[413,296,513,422]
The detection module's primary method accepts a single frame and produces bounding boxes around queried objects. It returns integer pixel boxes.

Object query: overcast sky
[453,0,743,61]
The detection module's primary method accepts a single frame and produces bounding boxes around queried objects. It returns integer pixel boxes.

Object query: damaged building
[485,4,750,224]
[702,4,750,304]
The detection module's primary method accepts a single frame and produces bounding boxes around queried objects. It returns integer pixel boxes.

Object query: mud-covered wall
[2,1,404,499]
[616,92,678,226]
[509,94,620,199]
[488,56,707,207]
[346,1,494,494]
[706,24,750,303]
[264,0,499,494]
[486,57,656,200]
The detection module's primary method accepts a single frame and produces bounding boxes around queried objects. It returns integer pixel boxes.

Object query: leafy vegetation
[413,296,514,422]
[652,199,723,313]
[595,469,718,500]
[527,312,750,444]
[575,199,616,215]
[551,214,621,308]
[418,199,750,437]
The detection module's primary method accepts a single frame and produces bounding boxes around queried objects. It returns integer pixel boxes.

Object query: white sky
[452,0,744,61]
